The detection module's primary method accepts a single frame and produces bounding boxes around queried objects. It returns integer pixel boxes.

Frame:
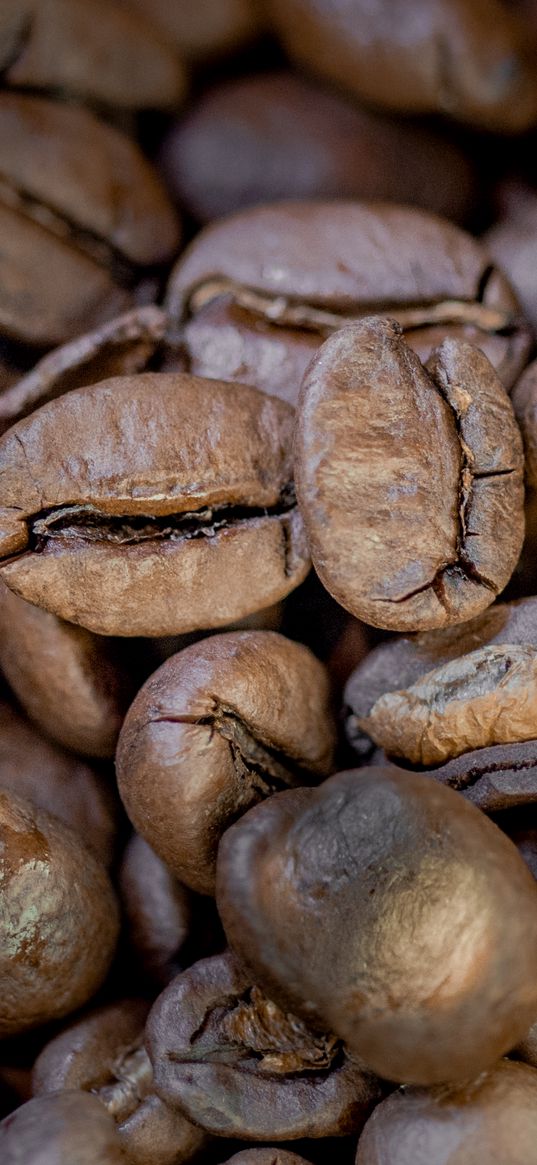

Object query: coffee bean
[217,768,537,1084]
[0,698,117,866]
[0,581,133,756]
[0,95,180,353]
[119,835,195,986]
[295,318,524,632]
[147,951,382,1140]
[160,72,476,225]
[345,597,537,757]
[0,0,185,110]
[420,740,537,812]
[167,201,529,405]
[0,789,119,1036]
[354,1060,537,1165]
[0,1090,128,1163]
[0,373,309,636]
[116,630,335,894]
[485,182,537,339]
[0,306,167,435]
[267,0,537,132]
[33,999,206,1165]
[126,0,261,63]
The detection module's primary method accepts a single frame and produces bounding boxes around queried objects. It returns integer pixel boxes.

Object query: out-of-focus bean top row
[4,0,537,388]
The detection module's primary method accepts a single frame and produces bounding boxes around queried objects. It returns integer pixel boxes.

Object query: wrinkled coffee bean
[0,0,185,110]
[354,1060,537,1165]
[0,789,119,1036]
[0,94,180,354]
[33,999,207,1165]
[296,318,524,632]
[167,201,529,406]
[267,0,537,132]
[160,72,477,225]
[0,698,117,866]
[147,951,382,1140]
[119,835,195,985]
[0,373,309,636]
[0,1090,128,1163]
[356,645,537,766]
[345,596,537,759]
[0,306,167,435]
[217,768,537,1084]
[116,630,335,894]
[126,0,261,62]
[0,581,133,756]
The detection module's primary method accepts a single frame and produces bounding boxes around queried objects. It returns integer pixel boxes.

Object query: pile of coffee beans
[4,3,537,1162]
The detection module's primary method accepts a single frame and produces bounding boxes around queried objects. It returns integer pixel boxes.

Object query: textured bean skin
[116,630,335,894]
[0,374,309,636]
[295,318,524,631]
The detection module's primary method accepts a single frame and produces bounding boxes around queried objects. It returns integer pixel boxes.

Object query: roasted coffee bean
[167,202,529,406]
[345,597,537,753]
[33,999,207,1165]
[512,358,537,489]
[296,318,524,632]
[267,0,537,133]
[355,646,537,766]
[125,0,261,62]
[0,306,167,435]
[119,835,195,985]
[0,0,185,110]
[415,740,537,812]
[0,582,133,756]
[354,1060,537,1165]
[0,374,309,637]
[0,789,119,1036]
[0,698,117,866]
[345,597,537,762]
[160,72,476,226]
[116,631,335,894]
[217,768,537,1084]
[485,183,537,338]
[147,951,382,1140]
[0,1090,128,1163]
[511,826,537,879]
[0,94,180,354]
[222,1152,313,1165]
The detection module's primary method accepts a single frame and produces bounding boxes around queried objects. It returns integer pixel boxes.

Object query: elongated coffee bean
[295,318,524,632]
[0,373,308,636]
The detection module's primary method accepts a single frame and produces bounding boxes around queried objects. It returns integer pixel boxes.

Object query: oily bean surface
[217,768,537,1085]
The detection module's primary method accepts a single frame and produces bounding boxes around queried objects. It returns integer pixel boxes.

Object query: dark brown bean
[0,1090,129,1163]
[167,202,529,405]
[116,631,335,894]
[1,0,185,110]
[119,835,194,985]
[0,698,117,866]
[0,581,133,756]
[267,0,537,132]
[0,374,309,637]
[0,789,119,1036]
[217,768,537,1084]
[160,72,477,225]
[296,318,524,632]
[354,1060,537,1164]
[147,951,382,1140]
